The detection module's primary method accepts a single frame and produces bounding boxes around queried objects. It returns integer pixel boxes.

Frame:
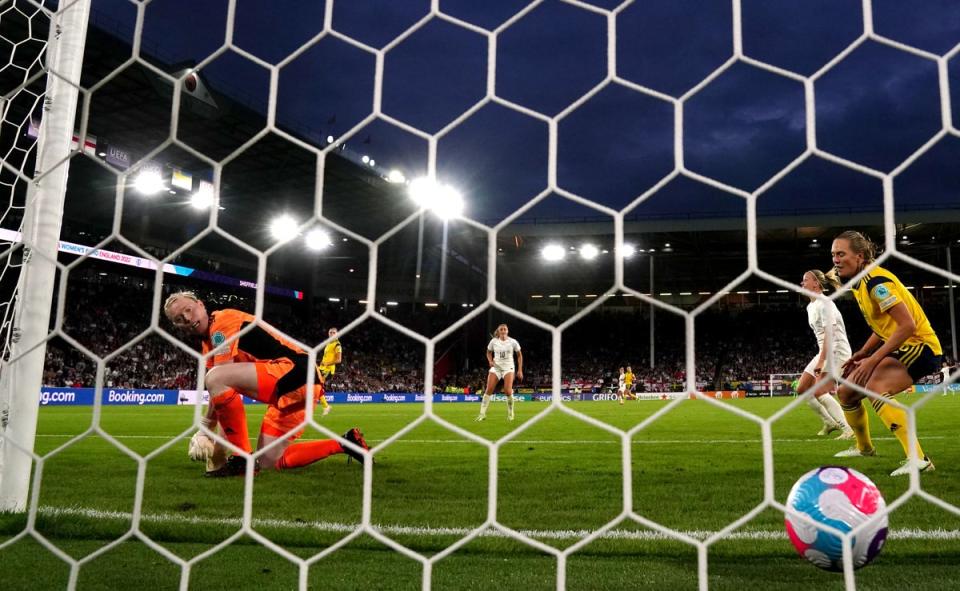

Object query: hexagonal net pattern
[1,1,959,590]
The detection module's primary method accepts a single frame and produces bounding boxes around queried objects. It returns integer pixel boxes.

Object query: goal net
[1,1,959,590]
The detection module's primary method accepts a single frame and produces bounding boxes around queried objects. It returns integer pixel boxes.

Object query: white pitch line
[32,434,948,445]
[34,506,960,542]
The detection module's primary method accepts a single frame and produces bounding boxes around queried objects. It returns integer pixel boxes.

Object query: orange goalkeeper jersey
[202,308,319,395]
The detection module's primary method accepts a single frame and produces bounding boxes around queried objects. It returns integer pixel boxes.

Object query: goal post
[767,372,802,398]
[0,0,91,512]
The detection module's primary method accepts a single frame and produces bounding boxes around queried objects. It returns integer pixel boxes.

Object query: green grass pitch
[2,395,959,590]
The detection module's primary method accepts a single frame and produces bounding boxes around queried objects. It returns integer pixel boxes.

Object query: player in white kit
[798,270,854,439]
[616,367,626,405]
[476,323,523,421]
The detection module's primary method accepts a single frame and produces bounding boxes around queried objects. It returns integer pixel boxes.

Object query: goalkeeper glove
[188,431,214,462]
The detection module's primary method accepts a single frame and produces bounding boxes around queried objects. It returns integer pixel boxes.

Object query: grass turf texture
[1,395,958,590]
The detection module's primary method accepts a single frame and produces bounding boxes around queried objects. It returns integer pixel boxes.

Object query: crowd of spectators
[39,274,954,394]
[433,304,837,393]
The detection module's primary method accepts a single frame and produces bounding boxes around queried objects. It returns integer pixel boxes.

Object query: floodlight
[408,177,435,208]
[361,155,370,164]
[387,169,406,183]
[621,244,636,258]
[408,177,465,219]
[305,229,332,250]
[432,184,464,219]
[133,170,164,195]
[270,215,298,242]
[190,183,214,210]
[579,244,599,260]
[541,244,565,261]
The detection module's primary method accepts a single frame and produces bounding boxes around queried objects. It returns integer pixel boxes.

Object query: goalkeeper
[164,291,368,476]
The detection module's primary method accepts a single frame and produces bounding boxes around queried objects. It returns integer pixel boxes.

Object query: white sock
[480,394,491,416]
[507,396,514,415]
[806,395,833,425]
[819,394,848,427]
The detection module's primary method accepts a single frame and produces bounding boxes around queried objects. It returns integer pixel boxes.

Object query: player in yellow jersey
[830,231,942,476]
[624,366,637,400]
[317,327,342,417]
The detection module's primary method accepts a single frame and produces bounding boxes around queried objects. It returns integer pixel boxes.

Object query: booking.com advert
[39,387,179,406]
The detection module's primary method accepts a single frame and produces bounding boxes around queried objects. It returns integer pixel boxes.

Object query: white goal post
[0,0,90,511]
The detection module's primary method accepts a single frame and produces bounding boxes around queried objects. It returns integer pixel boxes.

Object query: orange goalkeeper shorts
[252,356,322,402]
[259,383,324,439]
[253,358,295,403]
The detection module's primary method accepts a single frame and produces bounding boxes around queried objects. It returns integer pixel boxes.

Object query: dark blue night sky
[92,0,960,225]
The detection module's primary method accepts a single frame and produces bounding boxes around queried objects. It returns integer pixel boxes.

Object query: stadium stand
[47,271,957,394]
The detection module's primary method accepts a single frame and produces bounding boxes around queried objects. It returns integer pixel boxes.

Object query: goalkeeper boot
[205,455,260,478]
[342,428,370,465]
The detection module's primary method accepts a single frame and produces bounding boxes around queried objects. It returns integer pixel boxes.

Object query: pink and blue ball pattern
[784,466,888,571]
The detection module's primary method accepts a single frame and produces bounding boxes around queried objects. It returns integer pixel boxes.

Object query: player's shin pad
[841,398,873,450]
[874,394,925,459]
[480,394,491,414]
[211,389,252,453]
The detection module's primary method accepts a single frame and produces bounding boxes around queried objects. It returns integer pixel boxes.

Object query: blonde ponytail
[814,269,841,293]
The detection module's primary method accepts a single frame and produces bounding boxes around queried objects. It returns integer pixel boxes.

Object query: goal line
[33,505,960,543]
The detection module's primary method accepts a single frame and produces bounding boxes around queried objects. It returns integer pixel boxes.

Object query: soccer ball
[784,466,888,571]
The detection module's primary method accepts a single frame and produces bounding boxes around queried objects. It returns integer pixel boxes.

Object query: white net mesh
[1,1,959,589]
